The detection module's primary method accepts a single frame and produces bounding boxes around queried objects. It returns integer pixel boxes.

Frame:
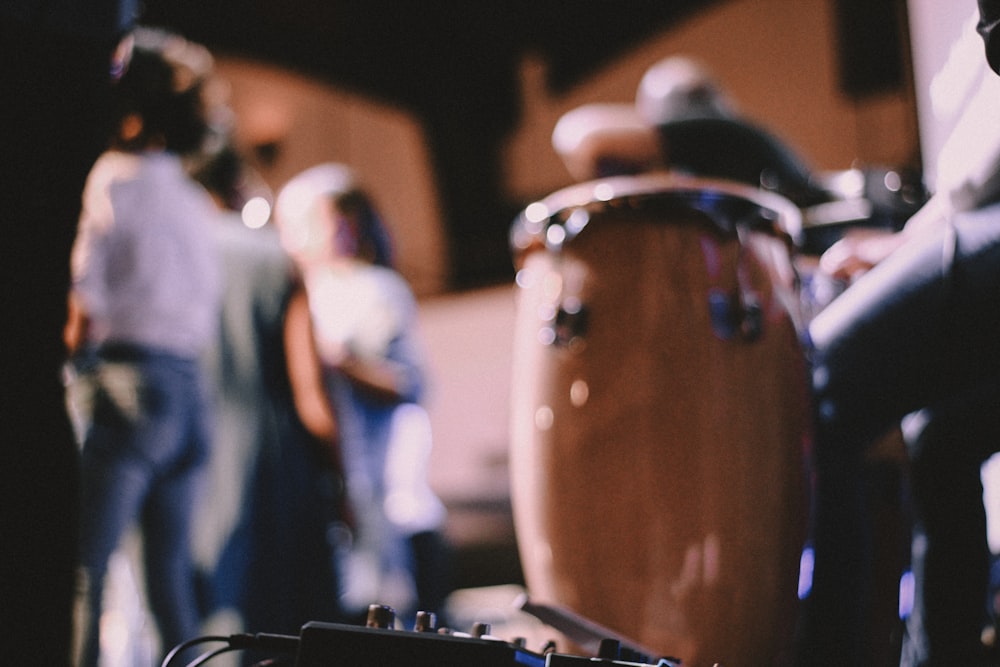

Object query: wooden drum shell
[509,175,809,667]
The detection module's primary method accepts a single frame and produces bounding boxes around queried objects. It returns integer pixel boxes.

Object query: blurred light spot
[535,405,554,431]
[899,570,914,619]
[525,202,550,224]
[537,326,556,346]
[595,183,615,201]
[812,365,829,390]
[566,209,589,236]
[561,295,582,315]
[537,302,557,323]
[884,170,902,192]
[570,380,589,407]
[798,546,814,599]
[241,196,271,229]
[546,224,566,247]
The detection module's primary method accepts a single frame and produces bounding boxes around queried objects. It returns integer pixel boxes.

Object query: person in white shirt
[275,164,450,626]
[66,28,222,667]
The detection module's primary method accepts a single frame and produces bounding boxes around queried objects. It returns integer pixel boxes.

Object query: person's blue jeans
[78,344,210,667]
[798,201,1000,666]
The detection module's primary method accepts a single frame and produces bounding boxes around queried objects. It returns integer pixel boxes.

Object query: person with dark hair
[796,3,1000,665]
[274,164,450,625]
[1,2,135,664]
[66,28,222,667]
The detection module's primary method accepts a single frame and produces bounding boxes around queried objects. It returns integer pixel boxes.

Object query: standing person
[192,146,349,642]
[67,28,222,667]
[274,164,450,625]
[796,2,1000,665]
[1,2,135,664]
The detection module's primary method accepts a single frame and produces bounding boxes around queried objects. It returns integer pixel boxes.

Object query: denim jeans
[798,202,1000,666]
[78,344,210,667]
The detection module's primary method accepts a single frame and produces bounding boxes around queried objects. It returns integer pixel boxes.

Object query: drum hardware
[547,299,589,348]
[516,176,799,351]
[734,221,764,341]
[706,287,761,342]
[516,594,676,664]
[701,220,765,342]
[798,166,928,256]
[511,175,805,258]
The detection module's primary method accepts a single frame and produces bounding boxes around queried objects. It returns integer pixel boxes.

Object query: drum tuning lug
[548,302,589,347]
[708,288,738,340]
[739,292,763,342]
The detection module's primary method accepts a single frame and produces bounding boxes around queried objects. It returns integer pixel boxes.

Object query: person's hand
[818,228,908,282]
[316,336,351,368]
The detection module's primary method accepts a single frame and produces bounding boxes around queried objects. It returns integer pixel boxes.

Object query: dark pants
[798,202,1000,666]
[0,17,116,666]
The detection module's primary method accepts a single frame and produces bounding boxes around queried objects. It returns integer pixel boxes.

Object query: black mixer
[162,599,685,667]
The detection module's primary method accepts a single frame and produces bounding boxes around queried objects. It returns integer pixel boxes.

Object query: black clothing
[979,0,1000,74]
[1,6,132,663]
[655,116,830,207]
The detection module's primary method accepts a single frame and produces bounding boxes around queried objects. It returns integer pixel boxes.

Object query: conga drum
[509,173,810,667]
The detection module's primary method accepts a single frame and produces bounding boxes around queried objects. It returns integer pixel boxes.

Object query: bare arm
[336,353,412,404]
[63,290,89,356]
[283,286,340,447]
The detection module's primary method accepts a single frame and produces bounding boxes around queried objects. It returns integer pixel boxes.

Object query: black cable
[161,635,231,667]
[250,657,297,667]
[161,633,300,667]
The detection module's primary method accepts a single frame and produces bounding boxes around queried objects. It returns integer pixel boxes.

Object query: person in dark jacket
[797,2,1000,664]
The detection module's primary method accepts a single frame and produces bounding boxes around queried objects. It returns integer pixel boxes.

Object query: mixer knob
[472,622,492,638]
[365,604,396,629]
[414,611,437,632]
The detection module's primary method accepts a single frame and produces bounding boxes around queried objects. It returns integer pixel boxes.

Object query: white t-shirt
[305,260,415,366]
[72,150,222,358]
